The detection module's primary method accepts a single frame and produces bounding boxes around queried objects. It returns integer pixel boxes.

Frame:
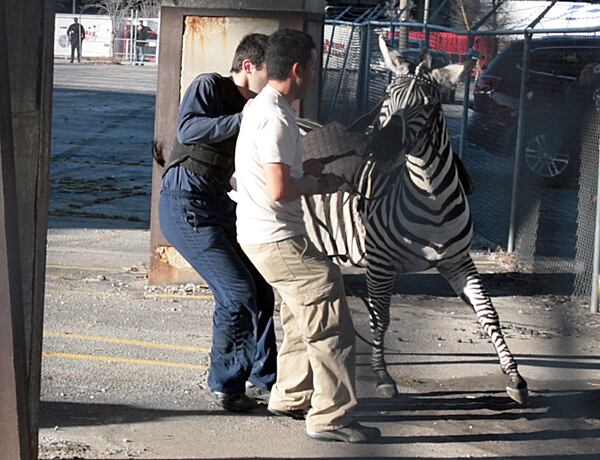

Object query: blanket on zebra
[299,119,370,267]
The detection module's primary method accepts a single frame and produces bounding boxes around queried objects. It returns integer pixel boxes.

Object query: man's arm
[177,76,241,145]
[263,163,342,202]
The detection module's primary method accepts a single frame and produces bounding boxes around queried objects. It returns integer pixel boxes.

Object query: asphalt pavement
[39,62,600,459]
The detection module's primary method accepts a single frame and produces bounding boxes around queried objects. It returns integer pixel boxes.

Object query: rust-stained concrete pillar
[149,0,326,284]
[0,0,54,458]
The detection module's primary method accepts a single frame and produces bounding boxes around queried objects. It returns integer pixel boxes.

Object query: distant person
[67,17,85,63]
[135,20,149,65]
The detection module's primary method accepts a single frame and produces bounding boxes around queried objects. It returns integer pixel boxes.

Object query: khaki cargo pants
[241,235,357,432]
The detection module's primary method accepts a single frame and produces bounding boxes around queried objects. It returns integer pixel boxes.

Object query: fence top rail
[327,19,600,37]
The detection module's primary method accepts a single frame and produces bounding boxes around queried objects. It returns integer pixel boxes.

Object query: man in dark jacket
[159,33,277,412]
[134,20,148,65]
[67,17,85,63]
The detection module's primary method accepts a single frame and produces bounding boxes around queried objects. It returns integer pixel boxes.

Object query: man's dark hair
[230,33,269,72]
[266,29,316,81]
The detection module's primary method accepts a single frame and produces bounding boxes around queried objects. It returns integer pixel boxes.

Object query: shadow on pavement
[344,272,576,297]
[41,389,599,428]
[355,389,600,424]
[355,352,600,371]
[40,401,273,429]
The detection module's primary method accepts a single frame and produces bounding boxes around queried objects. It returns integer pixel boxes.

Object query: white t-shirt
[235,84,306,245]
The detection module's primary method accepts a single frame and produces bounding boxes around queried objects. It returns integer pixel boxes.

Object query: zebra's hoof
[506,386,528,405]
[506,373,528,405]
[376,383,399,398]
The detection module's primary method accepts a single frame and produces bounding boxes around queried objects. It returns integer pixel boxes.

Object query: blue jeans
[159,190,277,394]
[135,44,144,63]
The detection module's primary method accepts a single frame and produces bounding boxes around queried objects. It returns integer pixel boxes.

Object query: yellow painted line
[44,331,210,353]
[42,351,208,370]
[145,293,213,300]
[474,261,498,265]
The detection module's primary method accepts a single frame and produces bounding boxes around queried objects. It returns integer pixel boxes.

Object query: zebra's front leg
[366,267,398,398]
[437,256,528,404]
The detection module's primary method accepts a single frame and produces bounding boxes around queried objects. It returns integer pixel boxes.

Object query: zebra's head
[369,35,475,167]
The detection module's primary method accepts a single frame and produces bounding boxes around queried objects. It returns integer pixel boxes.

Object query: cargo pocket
[297,282,342,342]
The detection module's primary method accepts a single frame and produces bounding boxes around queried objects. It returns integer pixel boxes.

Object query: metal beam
[0,0,30,457]
[1,0,54,457]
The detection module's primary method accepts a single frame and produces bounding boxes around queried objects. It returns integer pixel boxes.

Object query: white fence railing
[54,13,159,63]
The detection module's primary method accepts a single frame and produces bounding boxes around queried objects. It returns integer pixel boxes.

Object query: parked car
[468,36,600,184]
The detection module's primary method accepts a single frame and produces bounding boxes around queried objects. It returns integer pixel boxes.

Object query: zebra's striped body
[302,38,527,403]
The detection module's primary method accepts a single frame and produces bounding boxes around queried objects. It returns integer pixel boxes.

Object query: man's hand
[316,173,344,194]
[303,158,324,176]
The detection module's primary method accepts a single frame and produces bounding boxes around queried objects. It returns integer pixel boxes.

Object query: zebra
[301,35,528,404]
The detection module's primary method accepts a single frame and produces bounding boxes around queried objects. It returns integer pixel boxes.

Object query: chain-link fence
[113,17,160,65]
[321,6,600,305]
[53,14,159,64]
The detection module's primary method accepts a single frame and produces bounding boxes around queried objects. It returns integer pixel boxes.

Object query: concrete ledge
[161,0,325,14]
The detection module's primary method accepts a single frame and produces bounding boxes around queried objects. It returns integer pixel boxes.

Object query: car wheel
[523,130,575,186]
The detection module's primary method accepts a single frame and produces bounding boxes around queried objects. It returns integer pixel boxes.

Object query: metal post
[359,22,372,115]
[358,4,384,115]
[72,0,76,14]
[78,14,83,62]
[423,0,431,50]
[322,7,350,100]
[506,33,531,253]
[398,0,409,51]
[327,23,356,122]
[0,0,30,454]
[458,35,474,160]
[322,21,337,101]
[591,123,600,313]
[507,1,556,252]
[129,9,135,63]
[155,13,161,64]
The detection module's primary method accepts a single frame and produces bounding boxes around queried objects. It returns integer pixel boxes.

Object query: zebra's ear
[378,35,410,75]
[431,59,476,88]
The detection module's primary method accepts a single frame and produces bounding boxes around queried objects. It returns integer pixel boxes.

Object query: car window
[530,46,600,79]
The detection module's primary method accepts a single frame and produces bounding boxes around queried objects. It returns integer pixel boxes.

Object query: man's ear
[431,59,476,88]
[291,61,302,81]
[242,58,254,74]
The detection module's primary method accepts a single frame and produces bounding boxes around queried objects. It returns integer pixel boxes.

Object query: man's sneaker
[211,391,257,412]
[307,421,381,443]
[267,407,308,420]
[245,382,271,402]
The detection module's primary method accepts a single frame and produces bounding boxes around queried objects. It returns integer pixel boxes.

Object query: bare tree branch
[82,0,136,40]
[136,0,160,18]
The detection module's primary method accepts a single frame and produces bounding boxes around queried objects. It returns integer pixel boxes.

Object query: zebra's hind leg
[366,268,398,398]
[437,256,528,405]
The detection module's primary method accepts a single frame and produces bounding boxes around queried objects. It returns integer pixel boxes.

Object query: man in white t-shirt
[235,28,380,443]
